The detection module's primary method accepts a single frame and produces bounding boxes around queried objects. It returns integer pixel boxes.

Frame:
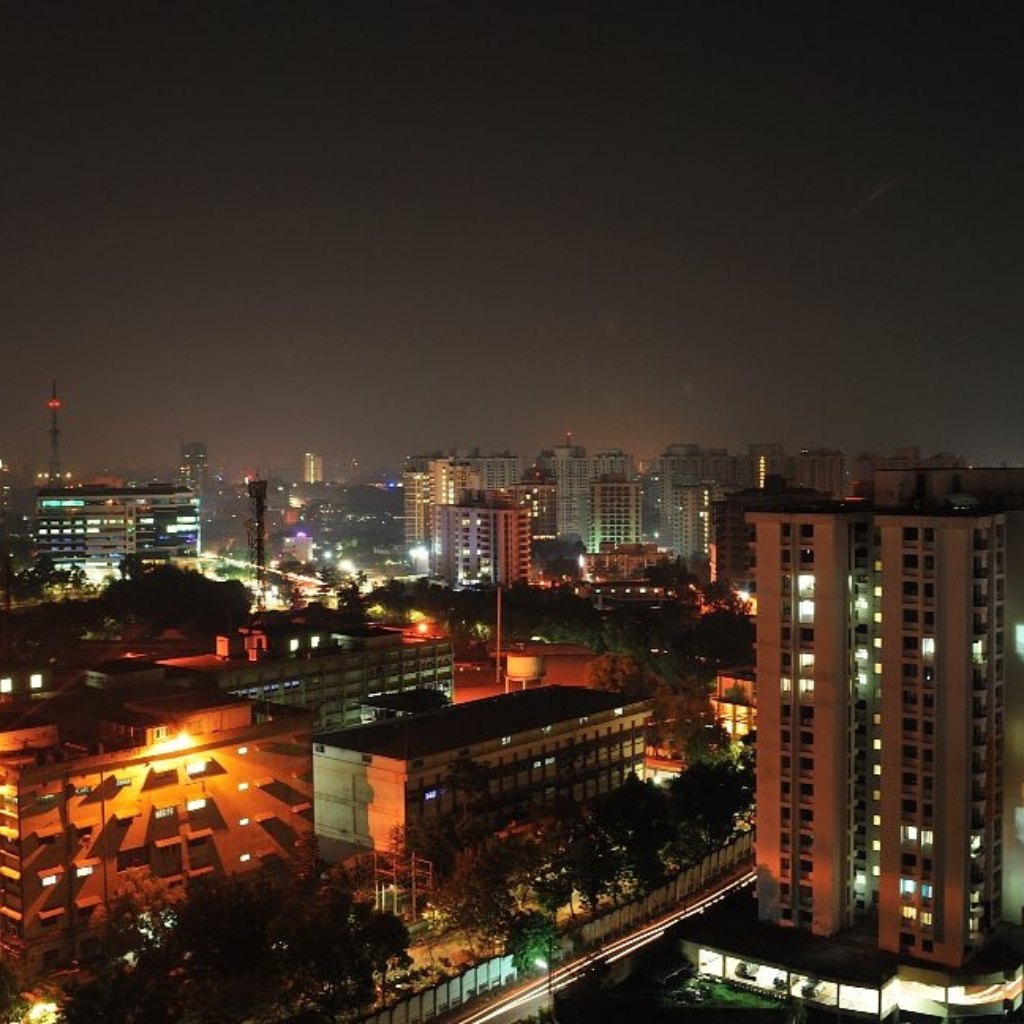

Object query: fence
[359,829,755,1024]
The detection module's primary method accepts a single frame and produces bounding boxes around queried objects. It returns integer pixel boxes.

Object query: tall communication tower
[246,477,268,617]
[46,380,62,485]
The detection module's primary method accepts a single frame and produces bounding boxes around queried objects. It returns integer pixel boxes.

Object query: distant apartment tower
[178,441,209,499]
[751,470,1024,969]
[508,475,558,541]
[302,452,324,485]
[35,484,200,582]
[536,441,635,542]
[791,448,846,498]
[431,498,531,587]
[402,456,482,549]
[589,477,642,551]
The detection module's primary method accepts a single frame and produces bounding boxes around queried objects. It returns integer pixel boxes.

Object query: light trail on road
[448,868,757,1024]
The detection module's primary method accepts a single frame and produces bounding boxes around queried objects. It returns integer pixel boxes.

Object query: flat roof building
[0,684,313,976]
[313,685,649,852]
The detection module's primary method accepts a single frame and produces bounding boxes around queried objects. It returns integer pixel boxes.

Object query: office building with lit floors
[694,472,1024,1019]
[35,484,200,582]
[0,685,313,976]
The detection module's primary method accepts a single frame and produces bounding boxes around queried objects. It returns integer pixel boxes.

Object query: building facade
[164,621,454,731]
[589,477,642,551]
[313,686,649,851]
[0,689,313,975]
[751,481,1024,969]
[431,500,531,587]
[35,484,200,581]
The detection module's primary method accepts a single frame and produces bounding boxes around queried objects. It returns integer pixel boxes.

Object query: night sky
[2,3,1023,478]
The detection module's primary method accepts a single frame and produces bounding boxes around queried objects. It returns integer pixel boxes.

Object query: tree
[585,653,662,700]
[507,910,556,974]
[433,843,516,957]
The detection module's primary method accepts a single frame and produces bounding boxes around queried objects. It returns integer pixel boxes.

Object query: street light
[534,955,554,1020]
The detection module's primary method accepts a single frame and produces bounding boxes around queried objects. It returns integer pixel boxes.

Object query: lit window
[237,746,248,755]
[76,865,93,878]
[238,782,249,792]
[780,676,792,693]
[873,738,881,750]
[901,906,917,920]
[240,853,251,862]
[920,911,932,926]
[872,815,881,826]
[41,874,58,887]
[239,817,250,826]
[186,760,208,776]
[921,829,933,847]
[30,674,43,690]
[501,736,512,746]
[872,865,880,876]
[873,764,882,775]
[155,806,176,819]
[921,883,933,899]
[902,825,919,843]
[921,637,935,657]
[289,639,299,652]
[0,678,11,694]
[900,877,916,896]
[872,840,881,851]
[186,798,206,812]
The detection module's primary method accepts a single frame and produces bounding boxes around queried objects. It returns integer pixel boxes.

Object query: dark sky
[2,2,1023,478]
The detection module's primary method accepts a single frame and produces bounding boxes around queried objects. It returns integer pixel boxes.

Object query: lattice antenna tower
[46,380,62,485]
[246,477,268,617]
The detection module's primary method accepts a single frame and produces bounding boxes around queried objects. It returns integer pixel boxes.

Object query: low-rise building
[0,686,313,975]
[162,619,454,730]
[313,685,649,852]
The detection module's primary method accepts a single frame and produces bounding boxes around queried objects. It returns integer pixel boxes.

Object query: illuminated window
[872,815,881,826]
[76,865,94,878]
[900,878,916,897]
[239,817,250,826]
[921,883,934,899]
[901,825,919,843]
[921,829,933,847]
[289,638,299,652]
[238,782,249,792]
[240,853,251,862]
[901,906,917,920]
[237,746,248,755]
[41,874,58,887]
[920,911,932,926]
[799,678,814,698]
[921,637,935,657]
[0,678,11,694]
[186,798,207,812]
[780,676,792,693]
[872,840,881,851]
[186,760,208,776]
[154,806,176,819]
[30,674,43,690]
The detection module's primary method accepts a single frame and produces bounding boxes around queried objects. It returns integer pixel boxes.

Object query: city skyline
[2,5,1023,475]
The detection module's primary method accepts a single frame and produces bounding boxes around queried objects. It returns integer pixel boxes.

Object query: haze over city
[2,4,1023,479]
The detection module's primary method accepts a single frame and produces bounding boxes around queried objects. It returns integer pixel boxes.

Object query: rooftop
[316,684,647,760]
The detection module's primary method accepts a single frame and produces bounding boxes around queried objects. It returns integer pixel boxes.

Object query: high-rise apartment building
[178,442,209,500]
[431,498,531,587]
[536,442,635,542]
[751,470,1024,969]
[35,485,200,582]
[402,456,483,549]
[302,452,324,485]
[589,477,642,551]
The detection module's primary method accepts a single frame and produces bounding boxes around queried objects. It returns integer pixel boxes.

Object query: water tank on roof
[505,653,546,688]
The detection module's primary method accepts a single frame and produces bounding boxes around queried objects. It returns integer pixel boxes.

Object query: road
[444,867,757,1024]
